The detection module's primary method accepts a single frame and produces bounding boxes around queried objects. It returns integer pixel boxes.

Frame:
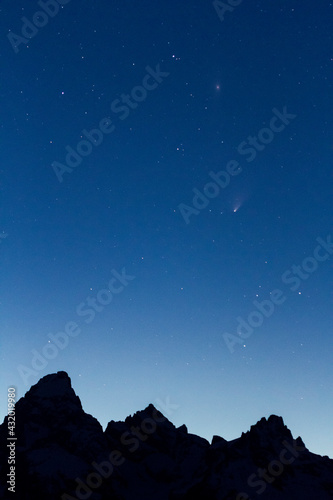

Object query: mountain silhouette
[1,371,332,499]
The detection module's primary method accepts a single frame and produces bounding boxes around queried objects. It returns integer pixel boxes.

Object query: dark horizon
[2,369,333,500]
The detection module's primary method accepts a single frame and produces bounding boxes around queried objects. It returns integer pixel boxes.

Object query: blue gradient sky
[1,1,332,458]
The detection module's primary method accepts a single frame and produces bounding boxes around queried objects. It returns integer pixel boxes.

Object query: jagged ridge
[0,371,332,500]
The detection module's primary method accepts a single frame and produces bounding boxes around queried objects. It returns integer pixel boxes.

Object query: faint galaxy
[0,1,332,457]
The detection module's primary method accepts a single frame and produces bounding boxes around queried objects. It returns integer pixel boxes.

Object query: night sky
[1,1,332,458]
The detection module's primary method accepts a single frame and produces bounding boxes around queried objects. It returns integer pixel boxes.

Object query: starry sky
[1,1,332,458]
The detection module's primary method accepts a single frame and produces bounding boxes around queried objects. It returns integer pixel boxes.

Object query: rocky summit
[0,371,332,499]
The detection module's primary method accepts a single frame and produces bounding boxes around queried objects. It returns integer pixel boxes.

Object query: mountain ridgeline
[0,371,332,499]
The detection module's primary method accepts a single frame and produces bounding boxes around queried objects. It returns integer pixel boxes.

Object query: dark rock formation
[1,371,332,499]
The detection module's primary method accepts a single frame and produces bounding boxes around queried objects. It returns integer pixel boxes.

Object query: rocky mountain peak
[1,372,332,500]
